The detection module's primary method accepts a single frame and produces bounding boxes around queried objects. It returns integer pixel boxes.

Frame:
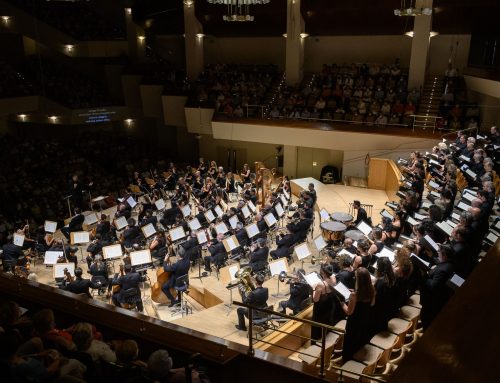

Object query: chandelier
[394,0,432,16]
[207,0,271,22]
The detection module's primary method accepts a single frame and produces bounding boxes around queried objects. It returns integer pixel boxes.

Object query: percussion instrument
[331,212,353,225]
[344,229,366,241]
[320,221,346,242]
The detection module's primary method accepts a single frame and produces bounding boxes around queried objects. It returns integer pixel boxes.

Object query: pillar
[285,0,305,86]
[408,0,433,90]
[184,1,204,81]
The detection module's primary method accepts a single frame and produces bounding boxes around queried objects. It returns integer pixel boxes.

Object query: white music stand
[44,251,63,265]
[169,226,186,242]
[54,263,75,279]
[241,205,251,219]
[313,235,327,252]
[222,235,240,253]
[264,212,278,229]
[220,263,240,314]
[196,230,209,245]
[115,216,128,230]
[204,210,216,223]
[245,223,260,239]
[214,205,224,218]
[70,231,90,262]
[215,222,229,236]
[294,242,312,269]
[44,220,57,234]
[155,199,166,211]
[228,215,240,230]
[269,258,289,298]
[180,204,191,218]
[141,223,157,239]
[188,218,202,232]
[13,233,25,247]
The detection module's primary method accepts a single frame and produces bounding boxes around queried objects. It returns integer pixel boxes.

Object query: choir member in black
[112,264,145,312]
[335,254,355,289]
[411,173,424,204]
[161,251,191,307]
[278,270,312,315]
[420,244,455,329]
[351,200,368,226]
[341,267,375,362]
[342,238,358,255]
[235,273,268,331]
[1,235,23,272]
[270,230,294,260]
[311,264,339,341]
[61,208,84,239]
[370,257,398,336]
[368,228,385,256]
[203,233,227,272]
[450,226,473,278]
[149,231,167,260]
[122,218,141,248]
[248,238,269,273]
[353,239,372,269]
[62,267,92,299]
[381,210,403,246]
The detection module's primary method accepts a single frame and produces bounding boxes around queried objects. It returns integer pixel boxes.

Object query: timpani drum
[331,212,353,226]
[320,221,347,242]
[344,229,365,241]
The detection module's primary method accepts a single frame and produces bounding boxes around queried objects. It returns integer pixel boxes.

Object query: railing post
[319,327,326,377]
[248,308,254,356]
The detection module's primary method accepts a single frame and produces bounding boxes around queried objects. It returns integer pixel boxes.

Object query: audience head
[116,339,139,364]
[147,349,173,381]
[354,268,375,303]
[33,308,56,335]
[376,257,395,287]
[71,322,93,352]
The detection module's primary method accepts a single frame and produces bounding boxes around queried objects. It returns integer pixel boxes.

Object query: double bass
[151,246,178,304]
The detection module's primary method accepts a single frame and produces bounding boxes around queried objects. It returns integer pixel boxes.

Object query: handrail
[440,125,479,139]
[233,301,387,382]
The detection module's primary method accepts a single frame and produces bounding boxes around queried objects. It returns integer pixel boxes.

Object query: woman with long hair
[341,267,375,362]
[370,257,398,336]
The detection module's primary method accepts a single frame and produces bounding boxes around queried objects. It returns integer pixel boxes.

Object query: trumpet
[278,271,298,283]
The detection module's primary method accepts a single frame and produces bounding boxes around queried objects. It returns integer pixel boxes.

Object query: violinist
[161,250,191,307]
[140,209,157,227]
[184,165,194,185]
[62,267,92,299]
[86,235,104,268]
[150,230,167,260]
[208,161,218,178]
[61,207,84,240]
[122,218,141,248]
[225,171,236,194]
[192,171,203,195]
[115,203,131,220]
[96,214,113,241]
[197,157,207,176]
[215,167,226,189]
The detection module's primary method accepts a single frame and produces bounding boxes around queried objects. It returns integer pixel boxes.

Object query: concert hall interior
[1,0,500,382]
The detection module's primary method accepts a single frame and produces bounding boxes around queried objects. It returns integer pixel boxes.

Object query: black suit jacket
[354,208,368,225]
[164,256,191,284]
[250,246,269,264]
[245,286,268,308]
[65,278,92,298]
[2,243,23,262]
[114,272,143,292]
[420,261,454,324]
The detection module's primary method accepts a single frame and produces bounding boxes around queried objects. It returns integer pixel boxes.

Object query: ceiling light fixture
[207,0,270,22]
[394,0,432,17]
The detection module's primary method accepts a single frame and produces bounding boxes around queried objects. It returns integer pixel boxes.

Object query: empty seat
[340,360,371,381]
[369,331,398,365]
[388,318,412,349]
[407,294,421,309]
[353,344,384,374]
[398,305,420,333]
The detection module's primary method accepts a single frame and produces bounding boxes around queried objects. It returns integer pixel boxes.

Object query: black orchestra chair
[120,288,141,311]
[252,305,277,338]
[90,275,108,297]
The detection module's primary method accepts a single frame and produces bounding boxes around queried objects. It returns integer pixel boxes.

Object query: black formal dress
[370,279,398,336]
[311,281,342,340]
[343,299,371,361]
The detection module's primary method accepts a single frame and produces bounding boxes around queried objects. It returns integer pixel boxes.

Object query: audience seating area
[0,60,36,98]
[6,0,126,41]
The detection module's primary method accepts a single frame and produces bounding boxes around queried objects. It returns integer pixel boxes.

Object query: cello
[151,245,177,304]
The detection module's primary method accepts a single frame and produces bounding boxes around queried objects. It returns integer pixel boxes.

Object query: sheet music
[228,265,239,281]
[196,230,208,244]
[421,201,431,209]
[214,205,224,218]
[338,249,355,258]
[380,209,393,220]
[71,231,90,244]
[280,195,288,206]
[44,251,63,265]
[44,220,57,233]
[495,220,500,230]
[188,218,202,231]
[462,193,475,202]
[414,212,427,221]
[446,220,457,228]
[428,180,441,190]
[181,204,191,217]
[313,235,327,251]
[356,221,372,236]
[320,208,330,220]
[451,212,460,221]
[430,191,441,198]
[245,223,260,238]
[436,221,453,237]
[486,232,498,243]
[130,250,152,266]
[241,205,251,218]
[102,244,122,260]
[141,223,156,238]
[410,253,430,269]
[215,222,229,235]
[275,203,285,217]
[269,258,288,276]
[54,263,74,278]
[224,236,239,251]
[126,196,137,208]
[378,247,395,263]
[463,189,477,196]
[154,199,166,210]
[169,226,186,241]
[294,243,311,260]
[13,233,25,247]
[204,210,216,223]
[459,155,471,163]
[84,213,98,226]
[229,215,239,229]
[429,159,440,166]
[334,282,352,301]
[465,169,477,179]
[424,235,439,252]
[115,216,128,230]
[302,272,322,288]
[247,200,257,213]
[449,273,465,288]
[456,201,470,211]
[264,213,278,228]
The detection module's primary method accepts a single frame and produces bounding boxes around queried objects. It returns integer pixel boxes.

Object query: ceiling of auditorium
[130,0,500,37]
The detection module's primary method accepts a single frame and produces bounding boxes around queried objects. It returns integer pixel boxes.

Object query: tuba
[234,266,255,300]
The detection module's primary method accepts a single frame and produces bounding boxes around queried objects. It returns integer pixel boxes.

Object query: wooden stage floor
[33,179,389,347]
